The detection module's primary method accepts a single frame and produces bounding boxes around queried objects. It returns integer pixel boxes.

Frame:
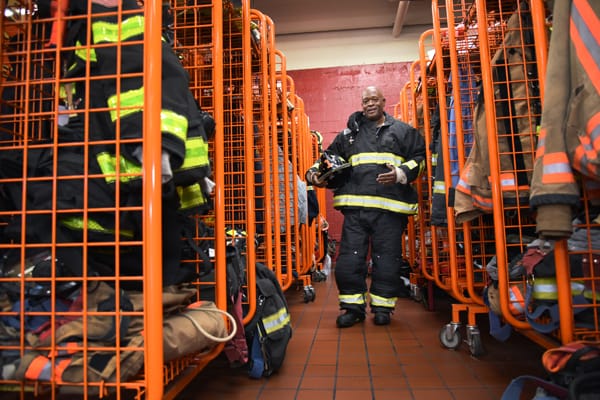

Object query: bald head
[361,86,386,122]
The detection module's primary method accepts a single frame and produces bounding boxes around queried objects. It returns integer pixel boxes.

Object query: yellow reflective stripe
[370,293,397,308]
[177,137,209,171]
[333,194,418,214]
[433,180,445,194]
[226,228,247,237]
[338,293,366,305]
[74,40,97,62]
[583,289,600,301]
[92,15,145,43]
[161,110,188,142]
[177,184,206,210]
[403,159,419,171]
[532,278,585,301]
[431,153,438,166]
[261,307,291,335]
[60,216,134,238]
[59,84,75,99]
[107,87,144,122]
[349,152,405,166]
[96,152,143,183]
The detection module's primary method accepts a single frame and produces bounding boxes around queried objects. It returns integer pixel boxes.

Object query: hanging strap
[181,305,237,343]
[487,310,513,342]
[248,334,264,379]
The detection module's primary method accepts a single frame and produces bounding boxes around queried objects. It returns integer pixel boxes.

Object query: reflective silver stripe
[333,194,418,214]
[532,278,585,300]
[38,358,52,381]
[433,180,446,194]
[349,152,405,166]
[370,293,397,308]
[261,308,291,335]
[339,293,366,305]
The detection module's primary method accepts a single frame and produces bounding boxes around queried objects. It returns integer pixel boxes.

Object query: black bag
[245,262,292,378]
[501,342,600,400]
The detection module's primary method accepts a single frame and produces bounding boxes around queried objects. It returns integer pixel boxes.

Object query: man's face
[361,88,385,121]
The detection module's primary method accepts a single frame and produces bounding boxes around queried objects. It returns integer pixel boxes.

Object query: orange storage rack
[0,1,230,398]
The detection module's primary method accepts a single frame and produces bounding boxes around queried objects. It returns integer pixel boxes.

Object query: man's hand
[376,164,406,185]
[307,170,327,188]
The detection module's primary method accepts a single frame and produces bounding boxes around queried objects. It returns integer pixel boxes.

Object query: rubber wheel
[469,332,484,357]
[303,291,311,303]
[439,326,462,350]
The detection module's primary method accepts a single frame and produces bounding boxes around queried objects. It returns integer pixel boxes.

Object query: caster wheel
[309,287,316,302]
[303,291,311,303]
[439,325,462,350]
[303,286,316,302]
[469,332,485,357]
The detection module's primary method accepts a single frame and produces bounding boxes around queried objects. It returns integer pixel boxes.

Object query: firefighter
[305,86,425,327]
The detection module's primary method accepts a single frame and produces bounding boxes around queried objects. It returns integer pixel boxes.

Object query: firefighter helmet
[318,152,351,188]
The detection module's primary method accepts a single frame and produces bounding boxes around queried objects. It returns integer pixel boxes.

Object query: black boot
[336,310,365,328]
[373,311,391,326]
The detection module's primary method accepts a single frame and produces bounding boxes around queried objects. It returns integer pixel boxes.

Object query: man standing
[306,86,425,327]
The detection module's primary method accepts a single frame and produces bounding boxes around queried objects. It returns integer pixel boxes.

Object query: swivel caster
[466,325,485,357]
[303,285,316,303]
[439,322,462,350]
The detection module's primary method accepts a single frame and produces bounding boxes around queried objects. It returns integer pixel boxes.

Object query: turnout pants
[335,209,407,314]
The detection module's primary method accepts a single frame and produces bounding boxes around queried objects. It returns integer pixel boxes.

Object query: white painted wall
[274,25,431,71]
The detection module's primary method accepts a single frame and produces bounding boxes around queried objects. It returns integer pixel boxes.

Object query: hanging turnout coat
[529,0,600,238]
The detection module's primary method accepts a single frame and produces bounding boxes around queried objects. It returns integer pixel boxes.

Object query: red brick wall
[289,62,412,241]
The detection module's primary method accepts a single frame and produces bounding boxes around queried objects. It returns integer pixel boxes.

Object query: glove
[394,166,407,184]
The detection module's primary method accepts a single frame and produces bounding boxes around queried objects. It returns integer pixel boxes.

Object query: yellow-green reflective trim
[107,90,189,145]
[226,229,248,238]
[349,152,404,166]
[161,109,188,142]
[177,184,206,210]
[60,216,134,238]
[59,84,75,99]
[338,293,366,305]
[260,308,291,335]
[177,137,209,171]
[92,15,145,44]
[404,160,419,171]
[96,152,143,183]
[74,40,97,62]
[107,87,144,122]
[433,180,446,194]
[333,194,418,214]
[532,278,586,301]
[370,293,397,308]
